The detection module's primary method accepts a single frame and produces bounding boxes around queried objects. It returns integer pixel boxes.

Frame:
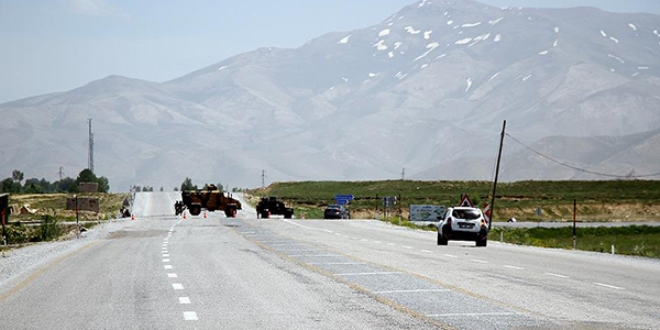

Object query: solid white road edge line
[336,272,400,276]
[594,282,624,290]
[428,312,516,317]
[375,289,450,294]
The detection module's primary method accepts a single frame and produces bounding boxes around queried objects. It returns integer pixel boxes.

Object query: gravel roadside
[0,219,129,291]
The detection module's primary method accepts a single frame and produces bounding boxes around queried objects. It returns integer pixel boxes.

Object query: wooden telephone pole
[489,120,506,230]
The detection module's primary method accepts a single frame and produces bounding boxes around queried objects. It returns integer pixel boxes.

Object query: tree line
[0,169,110,194]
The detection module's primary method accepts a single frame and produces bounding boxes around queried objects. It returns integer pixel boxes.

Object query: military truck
[256,197,294,219]
[175,184,241,218]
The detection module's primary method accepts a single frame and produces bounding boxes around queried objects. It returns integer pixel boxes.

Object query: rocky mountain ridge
[1,0,659,190]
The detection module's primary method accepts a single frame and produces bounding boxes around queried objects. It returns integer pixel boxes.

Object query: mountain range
[1,0,659,191]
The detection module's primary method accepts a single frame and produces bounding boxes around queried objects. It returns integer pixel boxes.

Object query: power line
[505,133,660,179]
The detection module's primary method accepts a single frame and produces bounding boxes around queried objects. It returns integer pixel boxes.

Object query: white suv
[437,207,488,247]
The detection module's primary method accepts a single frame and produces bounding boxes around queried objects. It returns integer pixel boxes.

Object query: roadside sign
[382,196,397,207]
[483,203,490,224]
[536,207,542,216]
[335,194,354,205]
[459,194,474,207]
[409,205,446,221]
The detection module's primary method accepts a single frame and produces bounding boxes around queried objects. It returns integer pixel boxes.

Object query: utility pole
[489,120,506,230]
[88,119,94,173]
[261,170,266,189]
[401,167,405,180]
[58,166,64,180]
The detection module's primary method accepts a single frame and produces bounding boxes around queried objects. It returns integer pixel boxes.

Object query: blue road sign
[336,199,349,205]
[335,194,354,200]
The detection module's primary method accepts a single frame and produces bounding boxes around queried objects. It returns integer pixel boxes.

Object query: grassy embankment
[1,193,129,248]
[249,180,660,258]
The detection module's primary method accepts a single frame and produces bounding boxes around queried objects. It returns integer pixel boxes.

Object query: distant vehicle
[175,184,241,217]
[437,207,488,247]
[324,204,350,219]
[256,197,294,219]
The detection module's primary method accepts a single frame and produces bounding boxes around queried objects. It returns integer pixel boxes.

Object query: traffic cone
[131,213,135,221]
[204,211,207,219]
[183,212,187,220]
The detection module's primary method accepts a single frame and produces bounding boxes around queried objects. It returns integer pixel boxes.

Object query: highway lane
[227,194,660,329]
[2,192,658,329]
[0,192,439,330]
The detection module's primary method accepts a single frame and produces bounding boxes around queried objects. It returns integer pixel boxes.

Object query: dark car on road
[324,204,350,219]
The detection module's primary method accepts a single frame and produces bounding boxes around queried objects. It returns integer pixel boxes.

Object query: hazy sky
[1,0,659,103]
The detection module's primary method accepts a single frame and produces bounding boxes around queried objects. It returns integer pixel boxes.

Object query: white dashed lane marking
[471,259,488,264]
[173,283,184,290]
[183,311,198,321]
[163,259,170,262]
[504,265,524,270]
[167,273,178,278]
[164,265,173,269]
[545,272,569,278]
[179,297,191,304]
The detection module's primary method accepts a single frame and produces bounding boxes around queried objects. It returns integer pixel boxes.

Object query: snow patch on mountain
[489,17,503,25]
[462,22,482,28]
[414,42,440,61]
[608,54,625,64]
[373,40,388,51]
[405,26,421,34]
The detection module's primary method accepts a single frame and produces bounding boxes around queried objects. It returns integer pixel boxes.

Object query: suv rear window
[452,209,481,220]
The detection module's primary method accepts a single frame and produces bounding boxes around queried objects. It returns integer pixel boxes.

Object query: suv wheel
[437,232,448,245]
[476,237,487,247]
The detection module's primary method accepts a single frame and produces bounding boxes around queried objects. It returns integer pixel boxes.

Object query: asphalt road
[1,192,658,329]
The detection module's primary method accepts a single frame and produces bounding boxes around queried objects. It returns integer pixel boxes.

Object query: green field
[489,226,660,258]
[248,180,660,258]
[250,180,660,222]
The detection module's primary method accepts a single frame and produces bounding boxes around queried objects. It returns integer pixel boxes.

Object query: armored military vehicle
[256,197,294,219]
[175,184,241,218]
